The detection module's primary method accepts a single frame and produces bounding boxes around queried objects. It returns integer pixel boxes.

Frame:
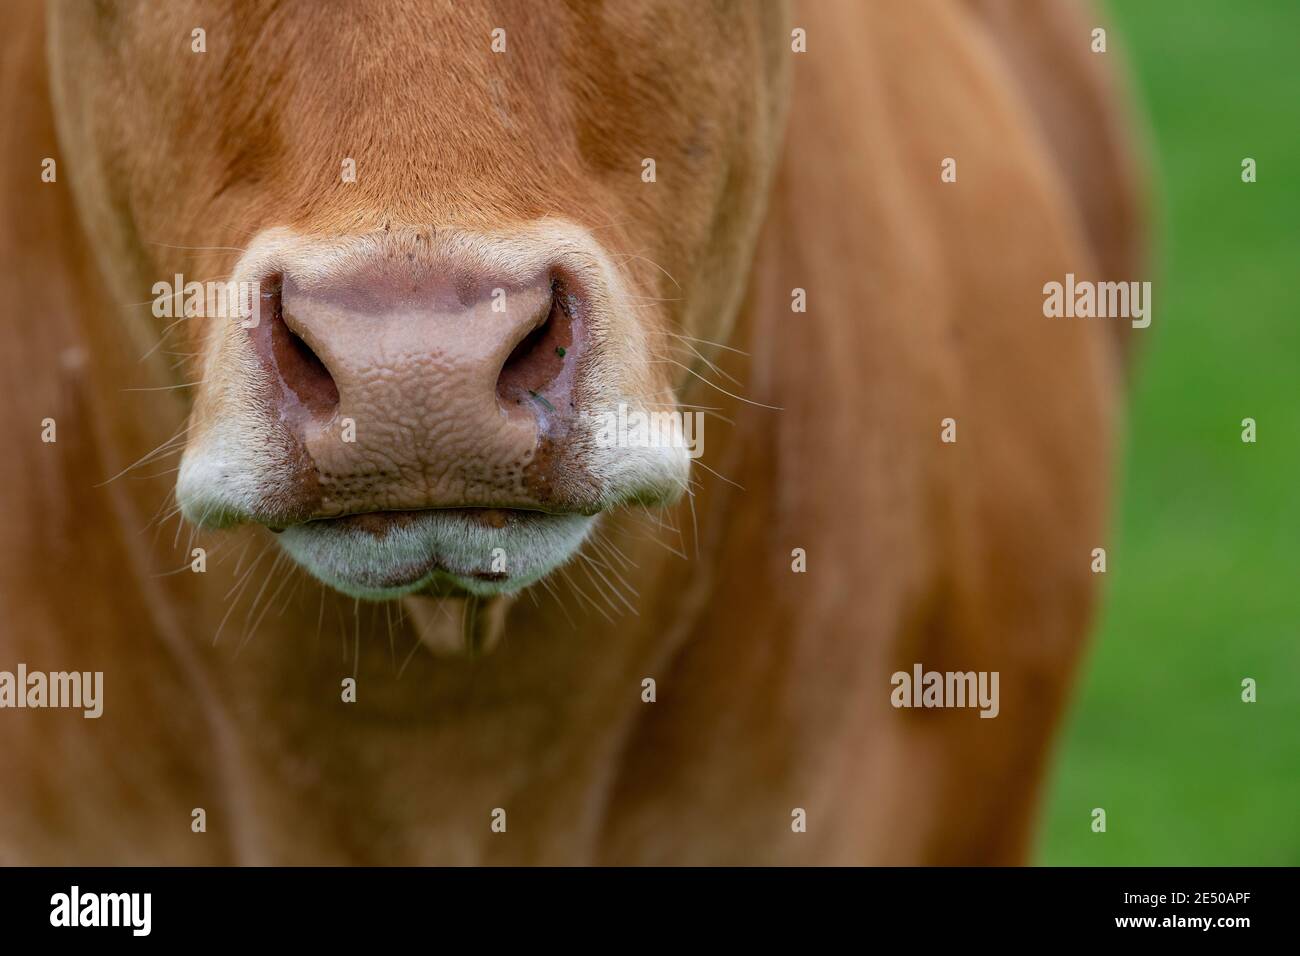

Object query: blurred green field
[1037,1,1300,865]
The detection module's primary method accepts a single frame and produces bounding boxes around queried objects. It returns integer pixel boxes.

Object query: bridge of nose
[281,275,552,514]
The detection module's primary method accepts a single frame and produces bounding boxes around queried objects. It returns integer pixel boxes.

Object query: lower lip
[323,507,524,537]
[296,508,545,591]
[276,506,597,599]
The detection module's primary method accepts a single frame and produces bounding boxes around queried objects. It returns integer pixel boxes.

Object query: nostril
[263,275,340,422]
[496,274,581,419]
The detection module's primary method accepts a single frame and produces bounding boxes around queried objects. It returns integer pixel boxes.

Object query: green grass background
[1037,0,1300,865]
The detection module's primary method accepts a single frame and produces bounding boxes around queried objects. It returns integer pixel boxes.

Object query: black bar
[0,867,1279,941]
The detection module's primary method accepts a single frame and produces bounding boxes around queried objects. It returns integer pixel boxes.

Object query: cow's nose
[250,264,584,516]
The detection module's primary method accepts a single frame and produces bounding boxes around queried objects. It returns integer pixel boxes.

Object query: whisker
[664,338,741,387]
[145,241,251,253]
[692,458,745,491]
[213,540,273,645]
[558,565,615,624]
[666,332,750,357]
[95,420,192,487]
[235,551,289,655]
[397,626,425,677]
[122,379,205,393]
[611,252,682,291]
[649,355,782,410]
[538,573,578,629]
[138,315,191,363]
[579,551,640,610]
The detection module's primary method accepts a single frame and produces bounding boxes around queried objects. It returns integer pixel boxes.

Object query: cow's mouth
[175,224,692,601]
[275,506,596,599]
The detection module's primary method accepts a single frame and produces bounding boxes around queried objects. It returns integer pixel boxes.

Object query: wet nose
[250,261,584,516]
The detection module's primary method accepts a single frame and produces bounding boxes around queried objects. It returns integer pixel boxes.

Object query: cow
[0,0,1144,864]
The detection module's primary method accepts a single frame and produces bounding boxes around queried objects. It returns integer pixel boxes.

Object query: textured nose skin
[281,270,552,516]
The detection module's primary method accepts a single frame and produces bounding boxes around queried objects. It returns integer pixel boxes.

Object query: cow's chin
[276,509,597,600]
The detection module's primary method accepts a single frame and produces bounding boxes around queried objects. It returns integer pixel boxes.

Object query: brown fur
[0,0,1143,863]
